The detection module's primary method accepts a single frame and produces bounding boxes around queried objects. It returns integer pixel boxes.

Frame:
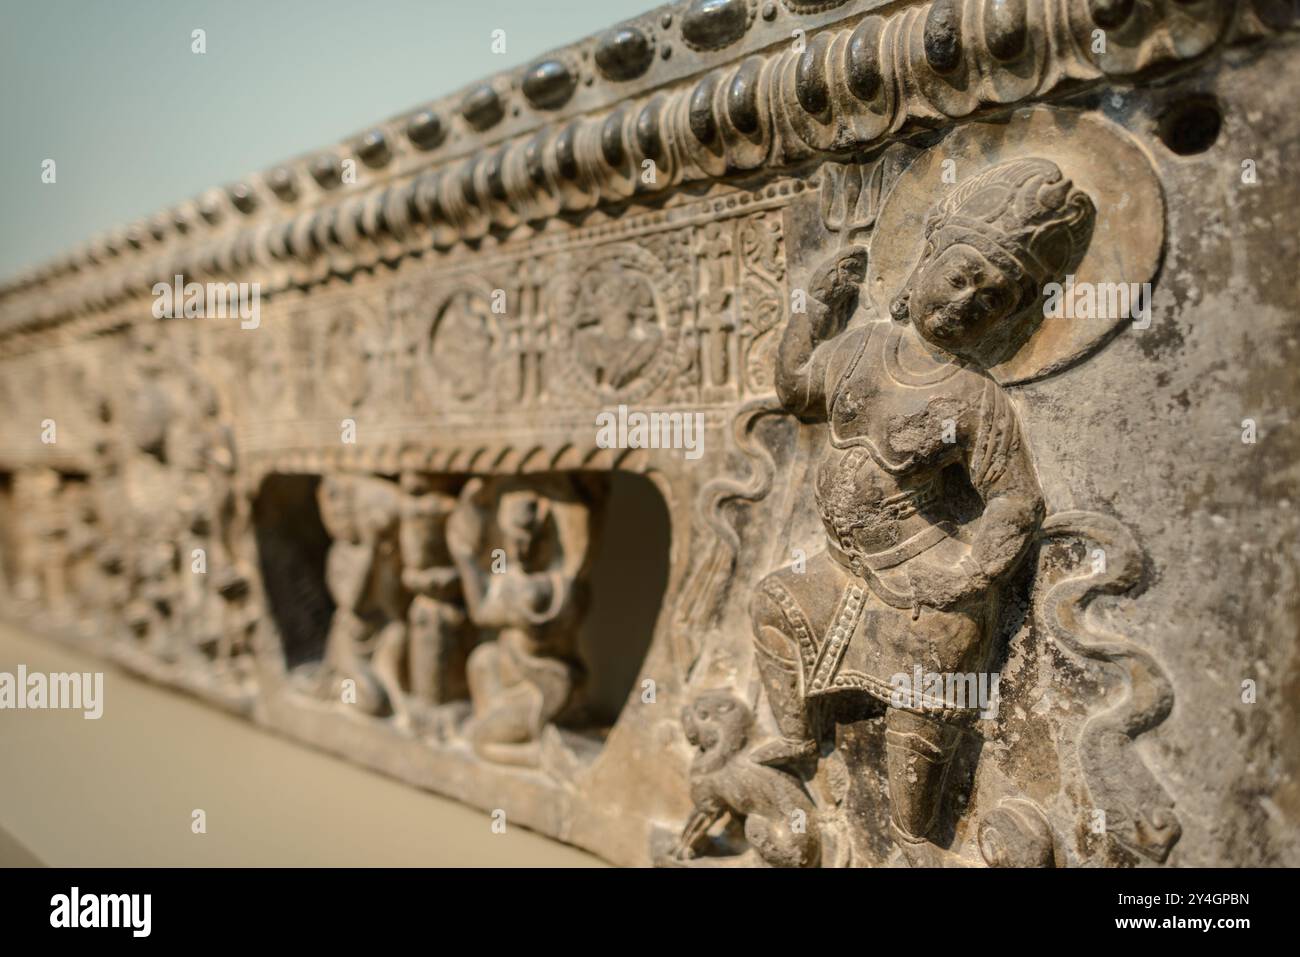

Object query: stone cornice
[0,0,1288,337]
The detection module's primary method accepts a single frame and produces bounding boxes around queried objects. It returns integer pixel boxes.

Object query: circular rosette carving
[422,281,499,405]
[549,244,683,404]
[866,106,1164,386]
[317,307,371,411]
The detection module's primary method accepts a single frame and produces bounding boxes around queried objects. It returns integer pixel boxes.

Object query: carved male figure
[575,275,661,390]
[751,159,1094,856]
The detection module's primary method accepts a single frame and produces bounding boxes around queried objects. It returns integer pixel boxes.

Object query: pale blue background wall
[0,0,651,280]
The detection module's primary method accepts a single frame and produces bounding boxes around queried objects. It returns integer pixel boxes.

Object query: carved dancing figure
[446,475,604,767]
[751,159,1094,858]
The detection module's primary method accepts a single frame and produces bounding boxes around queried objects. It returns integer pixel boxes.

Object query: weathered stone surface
[0,1,1296,868]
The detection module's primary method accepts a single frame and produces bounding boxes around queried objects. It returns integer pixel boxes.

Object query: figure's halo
[865,106,1165,386]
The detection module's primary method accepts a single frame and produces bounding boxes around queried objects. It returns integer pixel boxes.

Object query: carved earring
[890,292,911,323]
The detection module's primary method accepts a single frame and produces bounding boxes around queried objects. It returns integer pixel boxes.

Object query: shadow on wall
[254,474,335,670]
[578,470,670,726]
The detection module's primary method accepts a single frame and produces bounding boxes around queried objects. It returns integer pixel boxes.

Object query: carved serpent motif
[1036,509,1182,862]
[674,396,786,667]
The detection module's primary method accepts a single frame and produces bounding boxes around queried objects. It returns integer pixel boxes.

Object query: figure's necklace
[884,323,964,388]
[826,324,913,476]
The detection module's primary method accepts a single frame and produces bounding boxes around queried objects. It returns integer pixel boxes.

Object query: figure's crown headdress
[924,158,1096,300]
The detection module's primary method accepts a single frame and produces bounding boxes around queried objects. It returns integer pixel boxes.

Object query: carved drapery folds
[1,1,1295,867]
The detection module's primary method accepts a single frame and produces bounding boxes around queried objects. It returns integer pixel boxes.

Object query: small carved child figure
[753,159,1094,857]
[672,689,820,868]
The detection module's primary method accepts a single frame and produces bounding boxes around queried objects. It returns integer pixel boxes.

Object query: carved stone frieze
[1,1,1296,868]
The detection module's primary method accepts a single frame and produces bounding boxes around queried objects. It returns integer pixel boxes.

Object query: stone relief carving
[447,474,607,767]
[1037,510,1181,862]
[396,472,471,716]
[664,107,1178,867]
[430,285,499,404]
[0,2,1295,869]
[666,689,822,867]
[746,157,1082,863]
[264,469,612,769]
[552,243,684,401]
[0,0,1253,339]
[312,473,409,716]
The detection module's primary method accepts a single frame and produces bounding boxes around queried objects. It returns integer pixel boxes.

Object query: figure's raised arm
[775,246,867,420]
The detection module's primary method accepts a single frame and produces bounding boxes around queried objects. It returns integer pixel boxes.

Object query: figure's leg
[465,640,503,718]
[517,651,578,731]
[884,707,961,844]
[407,596,438,704]
[749,586,817,767]
[465,635,563,767]
[372,620,410,728]
[408,597,469,705]
[467,680,544,766]
[325,610,384,713]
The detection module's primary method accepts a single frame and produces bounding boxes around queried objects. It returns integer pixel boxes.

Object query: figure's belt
[825,521,953,610]
[876,479,941,522]
[816,446,942,546]
[829,520,952,574]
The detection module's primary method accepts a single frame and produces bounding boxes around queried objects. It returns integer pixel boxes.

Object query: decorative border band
[0,0,1285,334]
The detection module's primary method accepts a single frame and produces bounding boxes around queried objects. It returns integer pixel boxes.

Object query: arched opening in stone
[253,473,335,671]
[574,469,671,728]
[249,467,672,760]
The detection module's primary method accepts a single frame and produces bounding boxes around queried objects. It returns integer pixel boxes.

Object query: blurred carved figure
[447,475,605,767]
[373,471,471,730]
[316,474,410,715]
